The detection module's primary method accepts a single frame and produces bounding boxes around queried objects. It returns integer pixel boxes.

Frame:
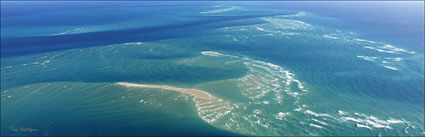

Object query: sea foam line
[200,6,241,14]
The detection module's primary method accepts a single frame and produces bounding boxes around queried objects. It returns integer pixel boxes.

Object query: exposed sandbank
[116,82,213,100]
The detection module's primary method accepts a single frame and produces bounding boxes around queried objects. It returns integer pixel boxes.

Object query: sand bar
[117,82,213,99]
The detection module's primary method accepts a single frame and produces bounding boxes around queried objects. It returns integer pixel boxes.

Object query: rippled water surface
[1,1,424,136]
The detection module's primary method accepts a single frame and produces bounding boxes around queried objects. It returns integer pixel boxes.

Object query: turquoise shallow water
[1,1,424,136]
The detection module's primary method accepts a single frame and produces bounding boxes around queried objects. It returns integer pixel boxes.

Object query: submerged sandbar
[117,82,213,99]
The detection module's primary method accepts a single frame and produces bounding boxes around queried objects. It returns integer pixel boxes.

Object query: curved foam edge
[116,51,310,136]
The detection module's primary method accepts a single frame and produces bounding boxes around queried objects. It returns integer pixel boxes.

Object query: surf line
[116,82,213,100]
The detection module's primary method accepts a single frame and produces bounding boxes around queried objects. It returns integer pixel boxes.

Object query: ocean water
[1,1,424,136]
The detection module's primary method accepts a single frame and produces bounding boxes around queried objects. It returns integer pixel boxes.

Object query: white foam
[294,107,302,112]
[356,124,372,130]
[261,18,312,30]
[201,51,223,57]
[217,17,309,40]
[305,110,320,116]
[337,110,348,115]
[354,112,368,117]
[255,27,274,33]
[338,111,412,130]
[54,27,92,35]
[355,38,377,44]
[343,117,364,123]
[356,55,403,71]
[196,99,234,124]
[366,120,389,129]
[238,57,308,103]
[364,46,395,54]
[323,34,339,39]
[124,42,144,45]
[309,123,323,129]
[275,112,289,120]
[382,60,390,64]
[381,44,415,54]
[200,6,241,14]
[369,116,387,124]
[253,109,262,115]
[312,118,329,126]
[357,55,377,62]
[386,119,404,124]
[198,51,310,135]
[383,65,398,71]
[304,110,334,118]
[364,44,415,54]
